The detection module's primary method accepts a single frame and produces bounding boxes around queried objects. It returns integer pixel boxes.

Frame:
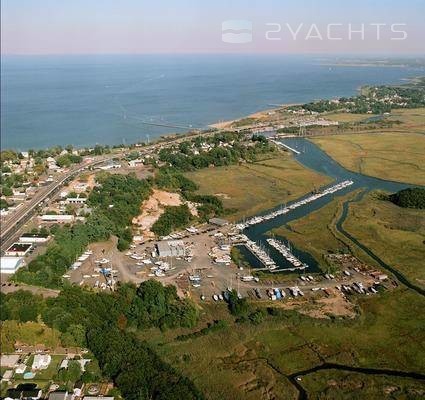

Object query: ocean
[0,54,416,150]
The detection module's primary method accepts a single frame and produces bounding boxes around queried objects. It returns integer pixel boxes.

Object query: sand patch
[215,193,231,199]
[132,189,197,238]
[271,289,356,319]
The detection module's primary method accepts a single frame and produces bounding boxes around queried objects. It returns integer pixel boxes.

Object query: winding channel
[236,138,425,397]
[287,363,425,400]
[240,138,424,294]
[335,190,425,296]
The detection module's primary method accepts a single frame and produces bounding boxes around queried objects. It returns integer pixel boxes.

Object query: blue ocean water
[0,54,415,150]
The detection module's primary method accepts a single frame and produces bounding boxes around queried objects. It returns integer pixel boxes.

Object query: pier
[266,238,307,270]
[236,180,354,230]
[271,140,301,154]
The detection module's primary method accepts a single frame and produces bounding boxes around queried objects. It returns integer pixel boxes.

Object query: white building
[19,233,50,244]
[65,197,87,205]
[0,257,25,274]
[40,214,75,223]
[0,355,20,368]
[32,354,51,370]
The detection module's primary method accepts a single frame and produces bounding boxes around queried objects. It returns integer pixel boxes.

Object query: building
[209,217,229,227]
[32,354,51,370]
[1,370,13,382]
[0,257,25,274]
[19,233,50,244]
[128,159,144,167]
[0,355,20,368]
[48,391,70,400]
[40,214,74,223]
[5,243,32,257]
[65,197,87,205]
[156,240,185,257]
[83,397,114,400]
[15,363,27,374]
[6,384,42,400]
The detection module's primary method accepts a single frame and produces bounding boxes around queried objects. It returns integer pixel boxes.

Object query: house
[0,354,20,368]
[5,243,32,257]
[32,354,51,370]
[0,257,25,274]
[128,159,144,167]
[48,391,70,400]
[6,384,42,400]
[15,363,27,374]
[2,370,13,382]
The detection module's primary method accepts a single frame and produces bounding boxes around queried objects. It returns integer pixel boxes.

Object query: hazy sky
[2,0,424,55]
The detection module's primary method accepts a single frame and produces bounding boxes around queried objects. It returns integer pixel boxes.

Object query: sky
[2,0,425,55]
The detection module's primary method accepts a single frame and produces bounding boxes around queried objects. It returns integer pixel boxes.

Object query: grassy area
[0,321,62,353]
[343,192,425,288]
[325,112,373,123]
[312,131,425,185]
[185,152,331,221]
[144,288,425,400]
[388,107,425,128]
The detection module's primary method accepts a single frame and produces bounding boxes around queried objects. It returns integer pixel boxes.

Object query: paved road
[0,156,111,252]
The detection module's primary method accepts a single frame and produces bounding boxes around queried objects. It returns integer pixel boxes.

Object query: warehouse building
[156,240,185,257]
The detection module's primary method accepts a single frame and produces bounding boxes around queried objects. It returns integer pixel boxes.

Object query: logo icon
[222,20,253,43]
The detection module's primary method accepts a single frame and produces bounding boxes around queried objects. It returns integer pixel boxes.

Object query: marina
[238,138,413,273]
[236,180,354,230]
[266,238,307,270]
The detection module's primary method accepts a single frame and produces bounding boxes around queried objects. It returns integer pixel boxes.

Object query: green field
[143,288,425,400]
[343,192,425,288]
[185,152,331,221]
[1,321,62,353]
[312,131,425,185]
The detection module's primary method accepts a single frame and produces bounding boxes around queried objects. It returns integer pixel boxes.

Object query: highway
[0,156,111,253]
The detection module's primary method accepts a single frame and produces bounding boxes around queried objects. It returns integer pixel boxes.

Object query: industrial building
[156,240,185,257]
[19,233,50,244]
[0,257,25,274]
[40,214,75,223]
[209,217,229,227]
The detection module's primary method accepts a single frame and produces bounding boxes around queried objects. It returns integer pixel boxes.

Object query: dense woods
[1,283,202,399]
[389,187,425,209]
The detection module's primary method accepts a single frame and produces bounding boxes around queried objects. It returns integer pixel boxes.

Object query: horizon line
[2,51,425,57]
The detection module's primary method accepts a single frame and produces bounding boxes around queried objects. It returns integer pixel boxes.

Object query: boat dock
[266,238,308,270]
[271,140,301,154]
[239,235,277,270]
[236,180,354,230]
